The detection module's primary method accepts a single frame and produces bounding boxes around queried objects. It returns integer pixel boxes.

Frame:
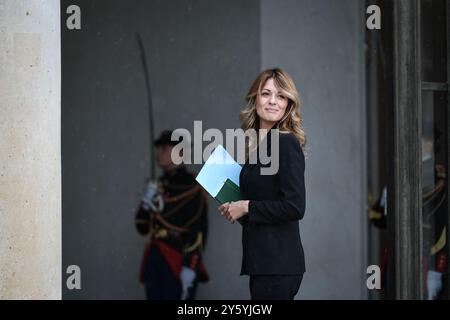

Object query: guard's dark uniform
[135,166,209,300]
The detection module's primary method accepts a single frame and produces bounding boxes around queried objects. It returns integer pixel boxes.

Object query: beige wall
[0,0,61,299]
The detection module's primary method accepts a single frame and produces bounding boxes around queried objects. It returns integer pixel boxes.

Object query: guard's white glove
[141,181,164,212]
[180,267,196,300]
[427,270,443,300]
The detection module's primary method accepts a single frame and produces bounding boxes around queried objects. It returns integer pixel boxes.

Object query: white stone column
[0,0,61,299]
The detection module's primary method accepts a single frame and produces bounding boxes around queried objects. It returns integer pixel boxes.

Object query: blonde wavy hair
[240,68,306,153]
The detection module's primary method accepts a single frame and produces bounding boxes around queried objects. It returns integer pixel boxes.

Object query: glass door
[420,0,449,300]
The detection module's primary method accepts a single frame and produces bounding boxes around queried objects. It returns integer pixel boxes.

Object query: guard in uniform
[135,130,209,300]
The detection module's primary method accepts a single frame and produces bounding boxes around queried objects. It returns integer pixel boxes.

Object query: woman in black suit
[219,68,306,300]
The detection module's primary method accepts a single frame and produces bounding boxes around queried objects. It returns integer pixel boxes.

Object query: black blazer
[239,131,306,275]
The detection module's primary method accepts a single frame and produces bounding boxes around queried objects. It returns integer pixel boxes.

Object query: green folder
[214,179,243,205]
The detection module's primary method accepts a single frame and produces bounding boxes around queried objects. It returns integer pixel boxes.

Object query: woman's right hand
[219,202,233,223]
[219,201,249,223]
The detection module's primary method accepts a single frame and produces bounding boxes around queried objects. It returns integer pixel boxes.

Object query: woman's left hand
[219,200,249,223]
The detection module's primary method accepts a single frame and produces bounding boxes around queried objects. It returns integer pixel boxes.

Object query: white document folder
[195,144,242,198]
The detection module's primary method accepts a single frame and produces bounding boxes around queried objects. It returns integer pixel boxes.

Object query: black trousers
[249,274,303,300]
